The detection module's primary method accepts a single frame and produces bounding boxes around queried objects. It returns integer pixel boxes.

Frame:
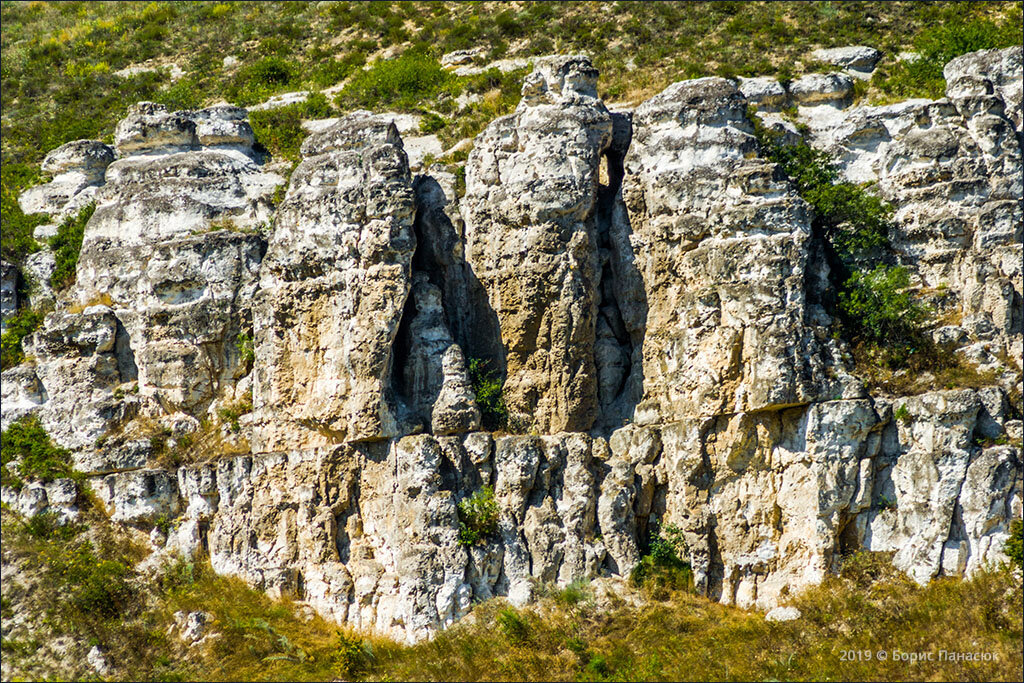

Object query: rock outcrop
[462,55,613,433]
[252,113,416,451]
[3,50,1021,644]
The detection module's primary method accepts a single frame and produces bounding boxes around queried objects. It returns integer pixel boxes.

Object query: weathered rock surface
[791,45,1023,380]
[252,113,416,451]
[810,45,882,76]
[4,49,1022,646]
[463,55,613,433]
[18,140,114,219]
[1,260,16,330]
[623,76,857,423]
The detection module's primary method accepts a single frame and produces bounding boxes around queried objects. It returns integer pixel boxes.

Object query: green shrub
[1,415,77,489]
[310,52,366,89]
[23,510,80,541]
[1006,519,1023,571]
[893,403,912,424]
[49,202,95,290]
[227,56,301,106]
[495,606,530,645]
[456,485,500,547]
[467,357,507,431]
[752,117,891,263]
[333,632,374,678]
[838,265,931,348]
[631,521,693,588]
[248,93,335,162]
[0,306,43,370]
[1,162,48,266]
[336,50,457,111]
[874,16,1022,99]
[43,540,134,619]
[551,579,592,608]
[419,112,447,134]
[235,330,255,365]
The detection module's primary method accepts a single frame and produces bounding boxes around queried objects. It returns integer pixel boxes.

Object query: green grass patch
[0,306,43,371]
[49,201,95,291]
[335,50,458,111]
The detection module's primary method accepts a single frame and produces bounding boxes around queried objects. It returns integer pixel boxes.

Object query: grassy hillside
[3,2,1020,158]
[2,501,1021,682]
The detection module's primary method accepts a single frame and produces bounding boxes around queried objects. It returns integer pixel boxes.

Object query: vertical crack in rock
[390,175,482,436]
[594,111,648,430]
[113,315,138,383]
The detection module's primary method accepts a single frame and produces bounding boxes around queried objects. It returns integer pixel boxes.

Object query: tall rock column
[462,55,613,433]
[252,114,417,452]
[623,78,844,423]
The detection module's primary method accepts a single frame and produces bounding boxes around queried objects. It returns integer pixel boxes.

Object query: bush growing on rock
[456,485,499,546]
[249,92,336,162]
[838,265,931,349]
[467,357,508,431]
[0,415,78,489]
[631,521,693,589]
[0,306,43,370]
[1006,519,1024,571]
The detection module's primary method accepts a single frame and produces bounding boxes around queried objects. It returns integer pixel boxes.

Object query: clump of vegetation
[235,329,255,365]
[248,91,336,162]
[631,521,692,589]
[1,162,49,266]
[218,397,253,434]
[467,356,508,431]
[893,403,912,424]
[1006,519,1023,571]
[49,202,96,290]
[456,485,500,547]
[0,306,43,370]
[336,50,458,111]
[752,114,892,263]
[1,415,78,490]
[873,14,1022,100]
[838,264,931,352]
[748,110,994,393]
[226,55,301,106]
[419,112,447,134]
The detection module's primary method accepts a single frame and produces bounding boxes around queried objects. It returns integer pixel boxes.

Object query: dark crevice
[593,112,647,432]
[114,315,138,383]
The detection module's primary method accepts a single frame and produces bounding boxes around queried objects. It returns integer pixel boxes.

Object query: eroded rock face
[252,113,416,451]
[793,45,1023,380]
[4,50,1022,646]
[462,55,613,433]
[623,77,857,423]
[18,140,115,220]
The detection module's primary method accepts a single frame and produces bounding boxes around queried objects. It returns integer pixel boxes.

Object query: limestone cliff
[2,50,1021,644]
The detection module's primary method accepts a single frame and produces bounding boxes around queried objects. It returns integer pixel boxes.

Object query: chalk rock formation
[3,51,1022,646]
[462,55,613,433]
[252,113,416,451]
